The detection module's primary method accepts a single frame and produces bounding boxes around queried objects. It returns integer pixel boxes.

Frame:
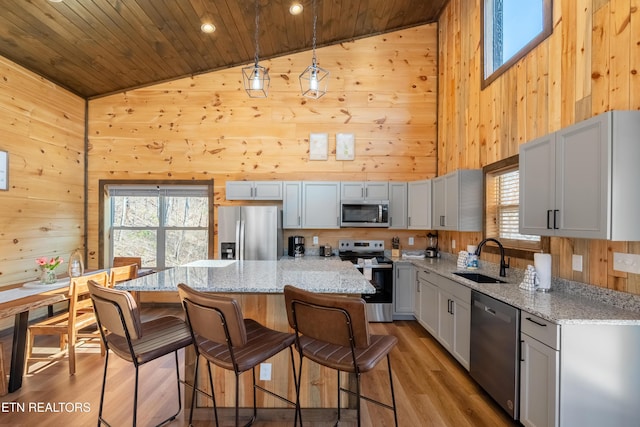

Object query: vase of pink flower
[36,256,64,284]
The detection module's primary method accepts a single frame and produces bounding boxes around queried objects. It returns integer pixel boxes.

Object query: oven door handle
[360,264,393,269]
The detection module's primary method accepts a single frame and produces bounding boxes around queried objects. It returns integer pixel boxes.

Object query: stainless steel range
[338,239,393,322]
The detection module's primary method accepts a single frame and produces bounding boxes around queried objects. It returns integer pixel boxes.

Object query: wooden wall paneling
[592,2,611,114]
[609,0,631,109]
[548,0,563,132]
[561,0,578,126]
[631,0,640,109]
[86,25,439,270]
[575,0,593,106]
[0,56,85,289]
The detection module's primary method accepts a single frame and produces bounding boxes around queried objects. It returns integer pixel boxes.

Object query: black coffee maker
[288,236,305,257]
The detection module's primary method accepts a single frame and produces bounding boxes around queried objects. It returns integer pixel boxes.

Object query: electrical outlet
[572,254,583,272]
[408,237,414,245]
[312,236,318,245]
[613,252,640,274]
[451,239,456,249]
[259,363,272,381]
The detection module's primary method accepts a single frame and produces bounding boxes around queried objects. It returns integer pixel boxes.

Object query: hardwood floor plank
[0,308,517,426]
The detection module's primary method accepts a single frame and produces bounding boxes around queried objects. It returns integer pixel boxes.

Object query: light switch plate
[259,363,272,381]
[312,236,318,245]
[613,252,640,274]
[408,237,414,245]
[451,240,456,249]
[572,254,583,272]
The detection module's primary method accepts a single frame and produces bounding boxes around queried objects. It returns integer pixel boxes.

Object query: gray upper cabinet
[282,181,302,229]
[226,181,283,200]
[408,179,432,229]
[389,182,408,229]
[302,181,340,229]
[340,181,389,200]
[432,170,483,231]
[520,110,640,240]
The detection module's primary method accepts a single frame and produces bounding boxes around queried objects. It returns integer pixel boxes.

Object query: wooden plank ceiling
[0,0,447,99]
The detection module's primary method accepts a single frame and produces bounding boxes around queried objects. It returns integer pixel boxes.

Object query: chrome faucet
[475,238,510,277]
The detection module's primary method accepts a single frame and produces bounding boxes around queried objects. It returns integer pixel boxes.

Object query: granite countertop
[394,254,640,325]
[115,258,375,294]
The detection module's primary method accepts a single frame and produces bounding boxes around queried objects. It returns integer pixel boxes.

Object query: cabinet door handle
[546,210,553,229]
[525,316,547,327]
[553,209,559,229]
[440,215,445,226]
[520,339,525,362]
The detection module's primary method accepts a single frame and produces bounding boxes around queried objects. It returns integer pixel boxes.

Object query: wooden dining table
[0,281,68,392]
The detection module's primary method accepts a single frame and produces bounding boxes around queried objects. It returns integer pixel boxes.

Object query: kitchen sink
[453,272,506,283]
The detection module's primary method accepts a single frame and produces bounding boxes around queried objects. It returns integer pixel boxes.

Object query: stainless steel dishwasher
[470,290,520,420]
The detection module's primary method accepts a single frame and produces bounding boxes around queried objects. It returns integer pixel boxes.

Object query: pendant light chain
[253,0,260,66]
[311,0,318,66]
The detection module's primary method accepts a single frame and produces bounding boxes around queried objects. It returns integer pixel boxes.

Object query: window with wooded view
[109,185,209,269]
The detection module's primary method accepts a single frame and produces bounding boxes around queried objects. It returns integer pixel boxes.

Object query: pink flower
[36,256,64,271]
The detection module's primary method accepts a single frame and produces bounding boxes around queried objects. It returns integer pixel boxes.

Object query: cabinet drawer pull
[525,316,547,327]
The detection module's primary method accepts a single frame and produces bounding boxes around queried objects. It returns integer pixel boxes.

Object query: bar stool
[284,285,399,426]
[87,280,192,427]
[177,283,298,427]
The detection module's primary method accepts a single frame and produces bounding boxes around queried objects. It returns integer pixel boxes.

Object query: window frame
[98,179,214,269]
[481,0,553,89]
[482,155,548,261]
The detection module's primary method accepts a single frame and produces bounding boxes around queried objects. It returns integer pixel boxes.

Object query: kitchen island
[116,258,374,412]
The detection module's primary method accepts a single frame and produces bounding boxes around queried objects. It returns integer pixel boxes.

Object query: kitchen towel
[534,253,552,292]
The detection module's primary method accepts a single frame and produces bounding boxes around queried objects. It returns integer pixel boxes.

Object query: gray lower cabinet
[520,311,640,426]
[520,312,559,427]
[416,269,470,369]
[393,262,414,319]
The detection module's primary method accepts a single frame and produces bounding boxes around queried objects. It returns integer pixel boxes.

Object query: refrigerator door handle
[235,220,241,260]
[239,220,245,260]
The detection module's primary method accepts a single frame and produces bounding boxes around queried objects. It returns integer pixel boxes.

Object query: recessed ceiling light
[201,23,216,33]
[289,3,303,15]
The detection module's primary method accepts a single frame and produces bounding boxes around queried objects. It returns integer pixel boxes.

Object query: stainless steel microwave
[340,200,389,227]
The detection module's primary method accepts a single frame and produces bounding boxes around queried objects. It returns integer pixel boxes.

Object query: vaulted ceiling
[0,0,447,98]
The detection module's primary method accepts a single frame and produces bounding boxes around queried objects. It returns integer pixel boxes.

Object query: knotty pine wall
[0,56,86,288]
[86,25,438,268]
[437,0,640,294]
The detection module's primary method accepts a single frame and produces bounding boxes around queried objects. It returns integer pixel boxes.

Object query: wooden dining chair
[112,256,142,269]
[25,271,109,375]
[108,263,138,288]
[283,285,399,427]
[87,280,192,427]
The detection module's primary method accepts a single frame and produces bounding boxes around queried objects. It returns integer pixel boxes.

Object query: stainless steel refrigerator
[217,206,283,260]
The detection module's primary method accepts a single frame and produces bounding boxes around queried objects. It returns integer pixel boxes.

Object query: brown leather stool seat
[87,280,192,427]
[178,283,298,427]
[284,285,399,427]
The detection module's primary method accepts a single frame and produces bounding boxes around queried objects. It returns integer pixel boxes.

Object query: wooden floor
[0,305,518,426]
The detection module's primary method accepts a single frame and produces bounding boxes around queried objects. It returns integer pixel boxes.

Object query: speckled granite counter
[394,254,640,325]
[115,258,375,294]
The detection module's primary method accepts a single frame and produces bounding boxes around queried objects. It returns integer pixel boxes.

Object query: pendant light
[299,0,329,99]
[242,0,270,98]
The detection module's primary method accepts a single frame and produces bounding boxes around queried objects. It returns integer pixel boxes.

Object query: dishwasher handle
[473,299,513,324]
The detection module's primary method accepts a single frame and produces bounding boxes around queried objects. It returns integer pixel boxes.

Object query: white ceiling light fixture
[289,3,303,15]
[242,0,270,98]
[201,22,216,33]
[299,0,329,99]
